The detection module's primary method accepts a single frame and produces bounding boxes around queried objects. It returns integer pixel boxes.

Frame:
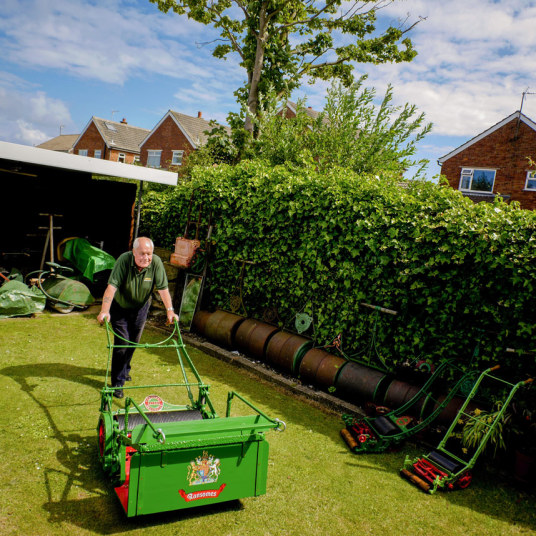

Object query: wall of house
[72,122,138,163]
[441,118,536,210]
[140,115,194,169]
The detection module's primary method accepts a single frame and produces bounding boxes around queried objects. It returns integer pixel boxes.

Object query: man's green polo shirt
[108,252,168,309]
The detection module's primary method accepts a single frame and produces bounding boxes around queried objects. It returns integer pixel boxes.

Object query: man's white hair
[133,237,154,250]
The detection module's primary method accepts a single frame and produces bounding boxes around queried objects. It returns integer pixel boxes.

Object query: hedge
[141,161,536,374]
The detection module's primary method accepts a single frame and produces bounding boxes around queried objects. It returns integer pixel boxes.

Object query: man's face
[133,240,153,269]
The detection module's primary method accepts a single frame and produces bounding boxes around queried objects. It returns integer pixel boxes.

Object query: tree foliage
[150,0,421,130]
[190,77,432,178]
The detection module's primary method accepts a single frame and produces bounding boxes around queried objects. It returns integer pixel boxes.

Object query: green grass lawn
[0,312,534,536]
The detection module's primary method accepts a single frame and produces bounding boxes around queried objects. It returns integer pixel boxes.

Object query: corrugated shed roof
[37,134,79,152]
[92,117,150,153]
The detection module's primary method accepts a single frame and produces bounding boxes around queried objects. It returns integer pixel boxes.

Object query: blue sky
[1,0,536,180]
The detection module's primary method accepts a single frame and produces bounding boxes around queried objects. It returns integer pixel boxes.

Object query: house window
[133,156,140,164]
[525,171,536,190]
[118,153,126,163]
[147,150,162,168]
[78,149,88,156]
[94,150,101,159]
[171,150,184,166]
[459,168,496,193]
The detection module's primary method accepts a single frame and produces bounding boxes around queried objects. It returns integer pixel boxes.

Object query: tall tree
[151,0,422,132]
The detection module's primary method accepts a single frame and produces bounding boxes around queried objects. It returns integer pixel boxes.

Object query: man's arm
[157,288,179,324]
[97,284,117,324]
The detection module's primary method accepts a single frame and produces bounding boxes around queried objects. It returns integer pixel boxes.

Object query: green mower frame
[97,320,285,517]
[341,360,477,454]
[401,365,533,493]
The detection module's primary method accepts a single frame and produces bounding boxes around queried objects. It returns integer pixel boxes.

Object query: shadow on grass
[343,443,536,531]
[0,361,247,534]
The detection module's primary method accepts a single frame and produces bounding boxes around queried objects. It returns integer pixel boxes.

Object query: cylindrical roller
[298,348,331,384]
[429,395,478,425]
[340,428,358,450]
[314,353,346,390]
[114,409,203,431]
[383,379,423,416]
[234,318,279,360]
[191,310,212,336]
[265,331,313,374]
[335,361,390,404]
[203,310,245,348]
[400,468,431,492]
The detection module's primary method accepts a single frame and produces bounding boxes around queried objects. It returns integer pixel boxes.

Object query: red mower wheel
[358,434,368,443]
[456,471,472,489]
[98,418,105,458]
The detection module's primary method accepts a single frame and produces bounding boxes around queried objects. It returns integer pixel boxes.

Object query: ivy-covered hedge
[141,161,536,373]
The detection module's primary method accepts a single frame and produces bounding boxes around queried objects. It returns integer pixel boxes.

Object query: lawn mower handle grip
[489,365,500,372]
[524,378,533,385]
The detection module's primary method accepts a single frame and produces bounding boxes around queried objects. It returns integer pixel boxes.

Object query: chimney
[197,111,202,118]
[121,118,128,124]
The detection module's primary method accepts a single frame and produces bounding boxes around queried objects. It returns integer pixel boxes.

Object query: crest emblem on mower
[187,451,221,486]
[143,394,164,412]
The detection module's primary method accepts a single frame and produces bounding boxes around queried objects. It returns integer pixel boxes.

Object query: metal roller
[114,409,203,431]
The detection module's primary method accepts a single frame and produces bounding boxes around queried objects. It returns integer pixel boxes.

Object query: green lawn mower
[27,262,95,313]
[341,359,477,454]
[97,320,285,517]
[401,366,533,493]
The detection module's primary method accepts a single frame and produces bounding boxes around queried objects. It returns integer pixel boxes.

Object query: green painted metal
[97,320,285,517]
[341,360,476,453]
[401,366,533,494]
[27,262,94,313]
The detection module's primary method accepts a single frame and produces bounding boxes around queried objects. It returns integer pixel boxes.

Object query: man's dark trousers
[110,300,151,387]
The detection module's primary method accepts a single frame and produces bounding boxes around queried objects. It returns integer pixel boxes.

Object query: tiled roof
[92,117,150,153]
[169,111,224,147]
[37,134,79,152]
[286,101,322,120]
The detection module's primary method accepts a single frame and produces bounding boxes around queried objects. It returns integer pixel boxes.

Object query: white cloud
[363,0,536,138]
[0,76,74,145]
[0,0,222,84]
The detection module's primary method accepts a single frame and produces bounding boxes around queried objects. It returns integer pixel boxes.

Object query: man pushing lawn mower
[97,237,178,398]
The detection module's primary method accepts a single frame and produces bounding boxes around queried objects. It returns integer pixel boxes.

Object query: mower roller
[401,365,533,494]
[97,320,285,517]
[340,360,476,453]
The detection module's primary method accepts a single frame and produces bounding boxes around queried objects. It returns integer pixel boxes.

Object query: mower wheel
[456,471,472,489]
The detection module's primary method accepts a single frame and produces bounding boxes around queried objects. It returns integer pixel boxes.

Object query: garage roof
[0,140,177,185]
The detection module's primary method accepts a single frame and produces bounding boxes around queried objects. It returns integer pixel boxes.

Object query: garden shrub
[141,161,536,374]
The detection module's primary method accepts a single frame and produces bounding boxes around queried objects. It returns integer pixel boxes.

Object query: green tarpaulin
[0,280,46,319]
[62,238,115,282]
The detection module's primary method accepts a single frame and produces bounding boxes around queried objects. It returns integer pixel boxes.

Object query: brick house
[139,110,221,170]
[279,101,322,120]
[438,111,536,210]
[72,117,149,164]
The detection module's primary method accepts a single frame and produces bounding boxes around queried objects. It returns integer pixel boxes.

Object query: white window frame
[525,170,536,191]
[459,167,496,193]
[118,153,126,163]
[94,150,101,159]
[78,149,88,156]
[171,150,184,166]
[147,150,162,168]
[133,156,140,164]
